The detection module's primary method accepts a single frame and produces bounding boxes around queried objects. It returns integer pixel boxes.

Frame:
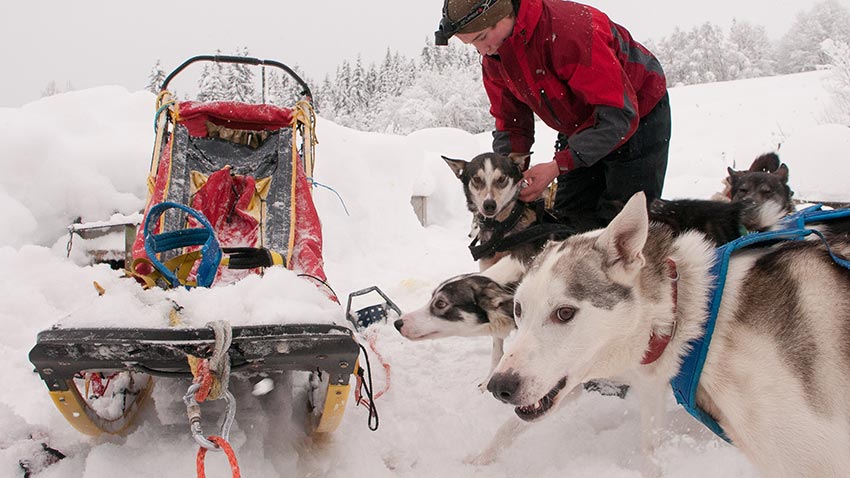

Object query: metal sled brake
[28,56,364,439]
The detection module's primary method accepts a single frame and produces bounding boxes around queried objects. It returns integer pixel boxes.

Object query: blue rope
[307,177,350,216]
[153,101,174,131]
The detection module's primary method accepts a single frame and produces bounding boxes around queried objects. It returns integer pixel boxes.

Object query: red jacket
[483,0,667,172]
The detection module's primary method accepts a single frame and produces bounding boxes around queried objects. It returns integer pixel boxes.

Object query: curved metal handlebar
[160,55,312,101]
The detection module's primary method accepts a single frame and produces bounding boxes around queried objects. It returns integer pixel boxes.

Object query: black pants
[553,93,671,232]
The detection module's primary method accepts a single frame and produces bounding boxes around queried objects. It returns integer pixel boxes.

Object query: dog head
[488,193,656,422]
[394,274,515,340]
[727,153,795,226]
[442,153,528,218]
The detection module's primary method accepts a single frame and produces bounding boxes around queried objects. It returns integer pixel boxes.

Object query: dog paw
[583,379,630,399]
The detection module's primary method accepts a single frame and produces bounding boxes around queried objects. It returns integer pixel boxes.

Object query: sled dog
[487,191,850,476]
[443,152,555,271]
[394,258,524,374]
[713,152,795,229]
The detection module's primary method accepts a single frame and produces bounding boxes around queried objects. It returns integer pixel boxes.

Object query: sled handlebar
[160,55,313,102]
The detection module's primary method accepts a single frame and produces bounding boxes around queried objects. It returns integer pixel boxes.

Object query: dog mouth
[514,377,567,421]
[404,330,442,340]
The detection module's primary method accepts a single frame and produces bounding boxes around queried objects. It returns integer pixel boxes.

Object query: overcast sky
[1,0,842,107]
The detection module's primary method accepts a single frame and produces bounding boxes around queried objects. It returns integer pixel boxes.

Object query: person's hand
[519,161,559,202]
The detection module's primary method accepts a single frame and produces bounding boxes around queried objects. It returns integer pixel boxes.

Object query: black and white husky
[488,192,850,476]
[394,262,522,376]
[443,152,562,270]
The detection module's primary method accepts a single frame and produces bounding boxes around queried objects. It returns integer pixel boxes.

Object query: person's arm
[549,10,640,174]
[482,58,535,159]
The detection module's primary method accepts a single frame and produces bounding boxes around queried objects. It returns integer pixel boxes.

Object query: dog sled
[28,56,389,457]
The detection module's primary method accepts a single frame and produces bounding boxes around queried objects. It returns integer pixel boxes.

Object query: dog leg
[633,379,667,478]
[477,338,505,392]
[480,255,526,285]
[464,415,530,466]
[466,385,583,465]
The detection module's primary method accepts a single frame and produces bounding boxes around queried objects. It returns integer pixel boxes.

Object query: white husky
[488,192,850,476]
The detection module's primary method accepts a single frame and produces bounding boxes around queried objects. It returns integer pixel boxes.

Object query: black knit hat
[435,0,513,45]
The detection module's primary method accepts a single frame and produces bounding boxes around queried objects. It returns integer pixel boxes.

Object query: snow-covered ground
[0,70,848,477]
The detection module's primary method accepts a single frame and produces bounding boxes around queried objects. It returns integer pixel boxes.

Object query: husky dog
[487,192,850,476]
[728,152,795,218]
[395,258,524,375]
[443,152,561,270]
[713,152,795,230]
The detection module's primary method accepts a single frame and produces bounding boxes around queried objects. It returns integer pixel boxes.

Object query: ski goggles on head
[435,0,501,46]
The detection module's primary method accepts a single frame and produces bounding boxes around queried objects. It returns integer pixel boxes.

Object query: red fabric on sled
[178,101,294,137]
[291,161,327,284]
[132,103,328,293]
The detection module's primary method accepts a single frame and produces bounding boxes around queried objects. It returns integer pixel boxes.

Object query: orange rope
[196,436,240,478]
[193,359,213,403]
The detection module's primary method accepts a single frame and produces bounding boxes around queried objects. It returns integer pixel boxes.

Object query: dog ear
[442,155,467,179]
[595,192,647,280]
[507,152,532,170]
[749,152,780,173]
[478,279,514,316]
[776,163,789,183]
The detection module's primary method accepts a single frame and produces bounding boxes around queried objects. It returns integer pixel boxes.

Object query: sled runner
[29,56,369,441]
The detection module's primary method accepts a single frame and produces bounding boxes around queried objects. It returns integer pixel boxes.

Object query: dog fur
[648,197,785,245]
[488,192,850,476]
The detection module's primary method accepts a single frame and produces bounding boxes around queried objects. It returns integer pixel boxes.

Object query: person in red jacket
[436,0,671,230]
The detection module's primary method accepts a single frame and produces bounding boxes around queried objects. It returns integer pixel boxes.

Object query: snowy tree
[266,64,312,108]
[727,20,775,79]
[776,0,850,73]
[315,75,337,117]
[146,60,166,94]
[822,39,850,124]
[370,65,490,134]
[653,21,777,86]
[225,47,257,103]
[41,80,74,98]
[196,50,230,102]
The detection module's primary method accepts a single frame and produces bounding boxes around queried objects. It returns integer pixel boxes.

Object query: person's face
[455,15,515,56]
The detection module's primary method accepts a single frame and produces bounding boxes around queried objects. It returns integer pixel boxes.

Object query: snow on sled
[28,56,371,442]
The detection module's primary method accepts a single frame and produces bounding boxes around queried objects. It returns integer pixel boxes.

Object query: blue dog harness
[669,205,850,444]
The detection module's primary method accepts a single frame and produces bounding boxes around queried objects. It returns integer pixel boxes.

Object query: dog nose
[487,371,522,404]
[482,199,497,215]
[393,318,404,332]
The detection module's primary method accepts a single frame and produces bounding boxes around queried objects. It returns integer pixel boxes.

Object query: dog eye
[513,301,522,320]
[551,306,576,323]
[433,299,448,310]
[471,177,484,188]
[495,176,508,186]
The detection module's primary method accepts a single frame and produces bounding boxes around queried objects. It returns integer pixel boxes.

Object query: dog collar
[640,258,678,365]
